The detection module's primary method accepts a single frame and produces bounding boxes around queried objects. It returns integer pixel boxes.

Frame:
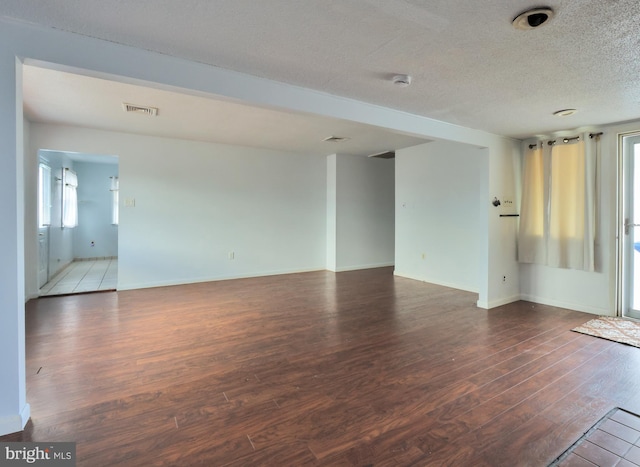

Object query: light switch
[125,198,136,207]
[501,196,514,213]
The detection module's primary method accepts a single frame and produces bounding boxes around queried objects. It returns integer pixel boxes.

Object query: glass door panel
[622,136,640,319]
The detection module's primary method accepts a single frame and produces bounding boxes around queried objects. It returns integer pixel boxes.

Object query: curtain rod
[548,135,581,145]
[529,132,604,149]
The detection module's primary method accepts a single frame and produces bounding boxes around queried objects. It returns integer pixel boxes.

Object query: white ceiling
[6,0,640,145]
[22,66,428,157]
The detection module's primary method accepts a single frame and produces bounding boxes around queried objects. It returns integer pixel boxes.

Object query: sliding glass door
[621,134,640,319]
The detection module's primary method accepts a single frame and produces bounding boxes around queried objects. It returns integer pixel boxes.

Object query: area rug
[572,316,640,348]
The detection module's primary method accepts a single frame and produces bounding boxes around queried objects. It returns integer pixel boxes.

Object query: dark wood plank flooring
[3,267,640,466]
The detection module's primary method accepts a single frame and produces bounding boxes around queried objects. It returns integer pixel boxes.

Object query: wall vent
[368,150,395,159]
[323,136,350,143]
[122,103,158,116]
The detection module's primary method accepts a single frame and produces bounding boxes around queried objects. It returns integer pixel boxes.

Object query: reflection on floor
[39,258,117,296]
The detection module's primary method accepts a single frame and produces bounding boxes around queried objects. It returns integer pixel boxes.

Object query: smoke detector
[512,7,554,30]
[122,103,158,116]
[392,74,412,87]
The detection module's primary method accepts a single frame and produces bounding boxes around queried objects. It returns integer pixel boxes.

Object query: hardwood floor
[3,267,640,466]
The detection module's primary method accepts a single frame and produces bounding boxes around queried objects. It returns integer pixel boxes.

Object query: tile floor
[39,258,117,296]
[553,408,640,466]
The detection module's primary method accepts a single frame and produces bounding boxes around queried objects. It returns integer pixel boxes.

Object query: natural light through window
[111,176,119,225]
[518,134,597,271]
[519,145,544,237]
[549,142,585,240]
[62,167,78,228]
[38,163,51,228]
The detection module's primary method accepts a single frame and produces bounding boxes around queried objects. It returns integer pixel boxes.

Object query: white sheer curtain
[62,168,78,228]
[518,133,597,271]
[518,142,547,264]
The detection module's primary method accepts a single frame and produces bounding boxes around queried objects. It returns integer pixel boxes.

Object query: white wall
[24,118,37,298]
[1,16,522,436]
[329,154,395,271]
[27,124,327,290]
[73,161,119,259]
[0,56,29,437]
[395,140,486,293]
[326,155,337,271]
[484,137,522,308]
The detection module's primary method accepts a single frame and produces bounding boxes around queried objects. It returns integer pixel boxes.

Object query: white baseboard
[393,270,479,294]
[333,262,394,273]
[25,292,39,302]
[0,403,30,437]
[117,267,326,291]
[519,294,611,316]
[477,294,521,309]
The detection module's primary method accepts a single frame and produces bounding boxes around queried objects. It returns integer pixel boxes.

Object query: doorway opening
[618,132,640,319]
[37,150,119,296]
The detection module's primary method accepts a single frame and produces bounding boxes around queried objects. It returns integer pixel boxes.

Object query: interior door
[621,134,640,319]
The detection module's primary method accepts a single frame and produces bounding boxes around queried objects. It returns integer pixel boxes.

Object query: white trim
[332,262,394,273]
[0,403,30,437]
[117,267,326,291]
[519,293,612,316]
[393,270,480,294]
[477,295,521,309]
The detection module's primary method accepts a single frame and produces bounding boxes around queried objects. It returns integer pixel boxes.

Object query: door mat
[572,316,640,348]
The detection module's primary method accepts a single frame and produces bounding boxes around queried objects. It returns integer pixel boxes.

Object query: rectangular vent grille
[122,103,158,116]
[323,136,350,143]
[368,151,395,159]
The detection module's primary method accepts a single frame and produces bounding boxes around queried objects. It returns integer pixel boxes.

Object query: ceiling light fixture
[553,109,577,117]
[512,7,554,30]
[392,74,412,87]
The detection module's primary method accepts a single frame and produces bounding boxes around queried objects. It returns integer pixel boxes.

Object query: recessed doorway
[37,149,119,296]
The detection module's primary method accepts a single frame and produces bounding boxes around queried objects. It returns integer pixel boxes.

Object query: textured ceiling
[4,0,640,140]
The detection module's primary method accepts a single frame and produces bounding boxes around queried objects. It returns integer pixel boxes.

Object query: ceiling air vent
[368,150,395,159]
[323,136,350,143]
[122,103,158,116]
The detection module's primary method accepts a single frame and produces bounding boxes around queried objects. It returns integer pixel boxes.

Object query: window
[62,168,78,228]
[518,134,597,271]
[38,163,51,227]
[110,176,119,225]
[518,144,546,265]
